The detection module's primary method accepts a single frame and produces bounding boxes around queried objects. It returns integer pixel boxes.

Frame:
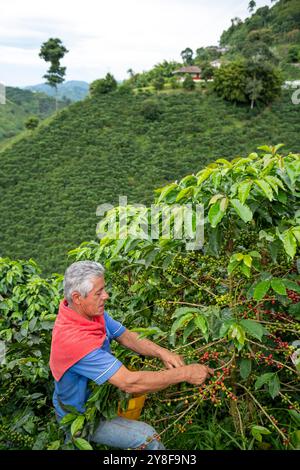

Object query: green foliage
[1,90,300,275]
[182,75,195,91]
[89,74,118,96]
[1,145,300,449]
[288,45,300,63]
[220,0,300,48]
[66,144,300,450]
[39,38,68,89]
[0,258,64,450]
[181,47,194,65]
[0,87,67,145]
[153,76,165,91]
[213,60,282,106]
[25,116,40,130]
[140,99,162,121]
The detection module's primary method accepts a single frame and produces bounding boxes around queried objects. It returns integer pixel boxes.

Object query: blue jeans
[90,416,165,450]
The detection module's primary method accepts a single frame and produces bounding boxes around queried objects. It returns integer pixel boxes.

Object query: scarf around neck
[49,299,106,381]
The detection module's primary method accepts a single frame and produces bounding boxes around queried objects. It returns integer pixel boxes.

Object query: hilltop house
[172,66,202,82]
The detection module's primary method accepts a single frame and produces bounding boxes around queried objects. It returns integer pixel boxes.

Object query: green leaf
[230,199,253,223]
[283,279,300,294]
[157,183,178,203]
[238,181,252,204]
[220,197,229,212]
[243,254,252,268]
[249,251,261,258]
[183,319,196,344]
[253,280,271,301]
[169,313,194,346]
[219,321,232,338]
[251,425,271,442]
[268,374,280,399]
[239,263,251,278]
[47,440,61,450]
[71,415,85,437]
[255,372,274,390]
[240,358,252,379]
[264,175,285,192]
[197,167,214,186]
[194,314,208,336]
[227,260,239,275]
[282,230,297,258]
[172,307,201,319]
[271,278,287,296]
[73,438,93,450]
[60,413,78,426]
[175,187,194,202]
[288,410,300,427]
[292,227,300,243]
[240,319,265,341]
[208,200,226,228]
[209,194,224,205]
[254,179,273,201]
[228,323,245,345]
[257,145,272,153]
[288,302,300,320]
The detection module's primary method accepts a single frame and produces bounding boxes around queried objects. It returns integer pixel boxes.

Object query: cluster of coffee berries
[255,352,280,367]
[197,369,237,406]
[215,293,232,307]
[0,425,34,448]
[200,351,219,362]
[287,289,300,304]
[175,423,186,433]
[273,336,291,351]
[0,378,23,405]
[165,266,179,276]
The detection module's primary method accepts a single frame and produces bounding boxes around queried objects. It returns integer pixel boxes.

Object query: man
[49,260,213,450]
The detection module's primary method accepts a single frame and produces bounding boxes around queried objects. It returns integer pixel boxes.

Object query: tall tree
[248,1,256,13]
[180,48,194,66]
[39,38,69,111]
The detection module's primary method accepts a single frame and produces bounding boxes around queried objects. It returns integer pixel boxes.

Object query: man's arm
[108,364,214,395]
[116,329,184,368]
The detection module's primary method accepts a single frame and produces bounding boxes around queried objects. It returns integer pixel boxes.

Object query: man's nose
[103,290,109,300]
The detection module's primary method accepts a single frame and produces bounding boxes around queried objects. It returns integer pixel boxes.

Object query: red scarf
[49,299,106,381]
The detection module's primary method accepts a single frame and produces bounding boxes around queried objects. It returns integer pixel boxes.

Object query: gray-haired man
[50,260,213,450]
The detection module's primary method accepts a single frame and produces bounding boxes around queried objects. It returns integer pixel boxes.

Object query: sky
[0,0,273,87]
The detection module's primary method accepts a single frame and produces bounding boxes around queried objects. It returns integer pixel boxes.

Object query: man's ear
[71,291,82,305]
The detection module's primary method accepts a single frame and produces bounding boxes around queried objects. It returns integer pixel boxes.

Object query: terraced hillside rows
[1,89,299,274]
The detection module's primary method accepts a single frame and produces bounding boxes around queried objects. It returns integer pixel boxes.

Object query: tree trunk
[55,86,58,112]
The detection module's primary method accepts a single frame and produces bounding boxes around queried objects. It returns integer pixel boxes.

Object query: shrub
[89,73,117,96]
[25,116,40,130]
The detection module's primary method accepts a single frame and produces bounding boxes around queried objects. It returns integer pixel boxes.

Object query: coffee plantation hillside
[1,88,300,275]
[220,0,300,64]
[0,146,299,450]
[0,86,69,147]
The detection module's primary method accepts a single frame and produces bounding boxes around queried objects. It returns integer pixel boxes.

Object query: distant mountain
[25,81,90,102]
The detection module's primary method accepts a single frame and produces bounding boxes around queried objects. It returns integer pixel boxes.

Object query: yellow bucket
[118,394,147,420]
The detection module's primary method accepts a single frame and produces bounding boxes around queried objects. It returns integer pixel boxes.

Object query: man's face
[73,276,109,320]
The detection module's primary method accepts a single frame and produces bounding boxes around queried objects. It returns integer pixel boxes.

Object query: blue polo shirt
[53,312,126,421]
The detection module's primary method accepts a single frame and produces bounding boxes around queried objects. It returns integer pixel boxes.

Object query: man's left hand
[159,349,185,369]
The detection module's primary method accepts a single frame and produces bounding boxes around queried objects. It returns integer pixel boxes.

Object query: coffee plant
[1,145,299,450]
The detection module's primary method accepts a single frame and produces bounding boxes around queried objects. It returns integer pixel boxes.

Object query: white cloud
[0,0,273,86]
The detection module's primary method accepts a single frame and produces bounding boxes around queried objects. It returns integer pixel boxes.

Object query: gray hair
[63,260,105,304]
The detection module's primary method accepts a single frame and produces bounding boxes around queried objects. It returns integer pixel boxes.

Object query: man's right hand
[184,364,214,385]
